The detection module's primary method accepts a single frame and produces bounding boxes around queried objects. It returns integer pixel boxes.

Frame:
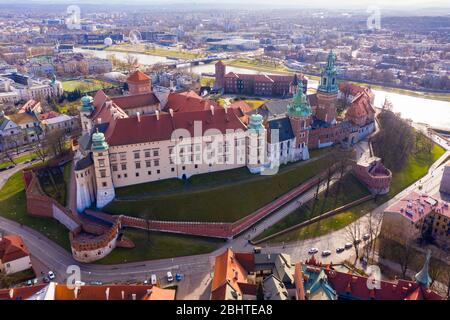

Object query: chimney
[121,290,125,300]
[155,110,160,120]
[105,287,110,301]
[132,293,136,300]
[136,112,141,122]
[210,105,214,116]
[169,108,174,117]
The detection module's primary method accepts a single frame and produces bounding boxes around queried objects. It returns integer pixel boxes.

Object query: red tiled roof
[325,269,443,300]
[111,93,159,110]
[211,248,252,300]
[38,111,60,120]
[18,99,40,113]
[0,235,30,263]
[127,70,151,83]
[55,284,168,300]
[163,91,216,113]
[106,107,246,146]
[0,284,47,300]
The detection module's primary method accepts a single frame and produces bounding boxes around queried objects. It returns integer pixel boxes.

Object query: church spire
[287,81,311,118]
[415,249,432,287]
[318,50,338,94]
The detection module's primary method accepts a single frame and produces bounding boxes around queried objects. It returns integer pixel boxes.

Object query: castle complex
[73,51,377,212]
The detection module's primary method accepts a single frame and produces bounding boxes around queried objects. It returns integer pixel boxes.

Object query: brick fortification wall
[23,165,123,263]
[86,165,336,239]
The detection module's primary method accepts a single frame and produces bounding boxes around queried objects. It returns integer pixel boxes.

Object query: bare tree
[345,219,362,262]
[364,211,384,263]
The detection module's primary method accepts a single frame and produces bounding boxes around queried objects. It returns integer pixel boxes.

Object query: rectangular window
[144,149,151,158]
[98,159,105,167]
[112,164,118,172]
[154,159,160,166]
[135,162,141,169]
[119,153,126,161]
[100,170,106,178]
[135,172,139,177]
[157,169,160,174]
[134,151,140,159]
[110,153,117,162]
[146,160,151,168]
[121,163,127,170]
[153,149,159,157]
[148,171,151,175]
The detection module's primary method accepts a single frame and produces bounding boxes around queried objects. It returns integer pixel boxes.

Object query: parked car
[175,273,183,282]
[6,165,15,170]
[321,250,331,257]
[344,242,353,249]
[74,280,85,286]
[308,248,319,254]
[167,271,174,282]
[336,247,345,253]
[0,167,7,172]
[48,271,55,280]
[151,274,157,285]
[363,234,370,241]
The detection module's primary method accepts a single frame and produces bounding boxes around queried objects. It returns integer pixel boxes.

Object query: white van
[151,274,157,285]
[167,271,174,282]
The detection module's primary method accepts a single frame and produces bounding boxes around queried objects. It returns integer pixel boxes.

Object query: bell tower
[316,51,338,124]
[287,82,312,161]
[246,114,266,174]
[79,95,94,135]
[214,60,226,90]
[91,129,115,208]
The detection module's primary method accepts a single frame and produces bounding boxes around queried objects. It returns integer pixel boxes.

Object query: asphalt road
[0,126,448,299]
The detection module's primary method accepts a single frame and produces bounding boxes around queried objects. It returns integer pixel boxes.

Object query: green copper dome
[248,114,265,131]
[318,50,339,94]
[287,82,311,118]
[80,95,94,113]
[91,129,109,152]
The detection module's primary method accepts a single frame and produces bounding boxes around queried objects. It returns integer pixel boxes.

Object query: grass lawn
[95,228,221,265]
[55,99,81,114]
[106,44,202,60]
[255,174,371,241]
[0,153,36,169]
[104,153,336,222]
[228,59,290,74]
[0,171,71,251]
[260,136,446,244]
[243,99,267,110]
[37,161,71,206]
[62,79,114,93]
[200,76,215,87]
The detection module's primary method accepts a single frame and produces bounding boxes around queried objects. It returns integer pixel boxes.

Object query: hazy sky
[9,0,450,7]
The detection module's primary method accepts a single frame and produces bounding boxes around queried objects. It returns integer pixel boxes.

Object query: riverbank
[226,58,449,102]
[105,44,203,60]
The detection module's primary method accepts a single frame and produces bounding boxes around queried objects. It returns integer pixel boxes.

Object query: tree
[345,219,362,262]
[0,270,13,289]
[364,211,384,263]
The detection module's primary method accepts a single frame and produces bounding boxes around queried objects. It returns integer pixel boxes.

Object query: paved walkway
[1,120,449,298]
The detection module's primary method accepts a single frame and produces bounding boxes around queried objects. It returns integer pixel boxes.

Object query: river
[76,48,450,130]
